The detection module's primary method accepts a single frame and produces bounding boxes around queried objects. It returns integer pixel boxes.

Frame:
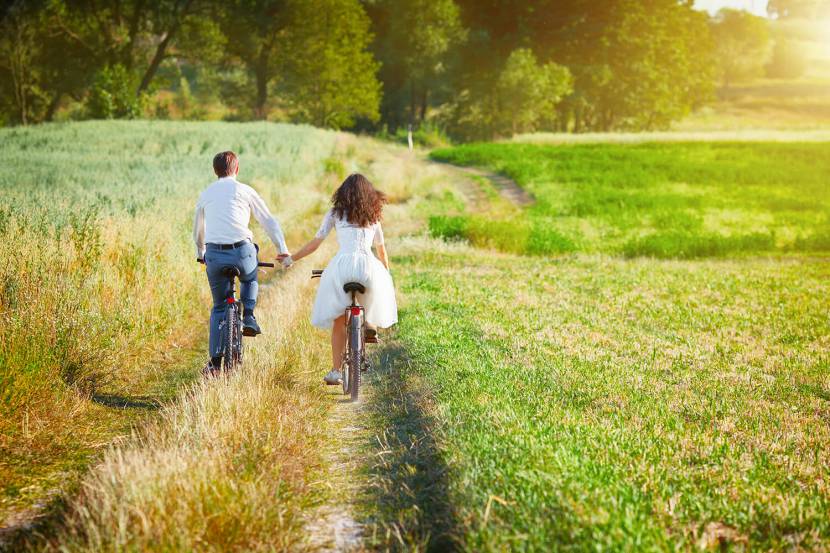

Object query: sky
[694,0,769,16]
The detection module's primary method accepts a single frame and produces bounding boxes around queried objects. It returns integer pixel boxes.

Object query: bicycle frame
[198,255,274,375]
[311,269,369,401]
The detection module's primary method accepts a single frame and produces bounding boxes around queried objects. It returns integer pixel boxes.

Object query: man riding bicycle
[193,151,290,374]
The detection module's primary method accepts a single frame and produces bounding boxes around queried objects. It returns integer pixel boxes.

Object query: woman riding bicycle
[282,173,397,385]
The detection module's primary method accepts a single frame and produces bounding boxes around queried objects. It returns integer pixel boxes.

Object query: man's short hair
[213,151,239,177]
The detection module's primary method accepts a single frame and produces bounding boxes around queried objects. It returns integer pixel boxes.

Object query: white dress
[310,210,398,330]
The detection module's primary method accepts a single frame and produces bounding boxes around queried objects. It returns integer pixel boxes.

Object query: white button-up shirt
[193,175,288,258]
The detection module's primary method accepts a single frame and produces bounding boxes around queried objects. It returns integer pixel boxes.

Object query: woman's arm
[289,236,324,263]
[283,209,333,266]
[375,243,390,270]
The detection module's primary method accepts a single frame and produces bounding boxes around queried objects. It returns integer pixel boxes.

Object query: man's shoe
[242,314,261,337]
[324,369,343,385]
[202,359,221,378]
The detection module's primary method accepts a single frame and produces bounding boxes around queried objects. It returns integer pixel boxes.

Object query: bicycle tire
[349,312,362,401]
[233,304,243,368]
[223,304,241,373]
[341,347,350,395]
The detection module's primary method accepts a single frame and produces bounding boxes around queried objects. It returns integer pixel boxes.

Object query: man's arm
[193,202,206,259]
[248,189,289,254]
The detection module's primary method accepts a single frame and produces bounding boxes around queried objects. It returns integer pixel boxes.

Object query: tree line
[0,0,823,138]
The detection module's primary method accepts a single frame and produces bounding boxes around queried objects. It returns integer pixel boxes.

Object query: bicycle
[198,256,274,375]
[311,269,372,401]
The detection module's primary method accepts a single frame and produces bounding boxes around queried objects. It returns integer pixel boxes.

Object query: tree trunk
[135,0,193,96]
[45,91,63,122]
[124,0,146,70]
[254,49,270,120]
[408,80,416,127]
[10,33,29,125]
[418,87,428,123]
[137,31,175,96]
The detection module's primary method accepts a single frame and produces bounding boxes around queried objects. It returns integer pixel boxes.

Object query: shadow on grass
[361,342,460,551]
[91,394,162,410]
[0,364,199,552]
[0,493,71,553]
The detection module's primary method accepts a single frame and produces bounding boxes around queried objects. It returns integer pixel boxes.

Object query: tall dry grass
[46,246,334,551]
[1,121,337,518]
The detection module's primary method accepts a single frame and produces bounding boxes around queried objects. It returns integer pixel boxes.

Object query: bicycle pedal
[365,336,379,344]
[242,327,259,337]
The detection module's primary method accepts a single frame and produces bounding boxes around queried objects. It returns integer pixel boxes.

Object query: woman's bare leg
[331,314,346,369]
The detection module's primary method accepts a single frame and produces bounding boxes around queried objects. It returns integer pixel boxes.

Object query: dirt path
[431,160,535,207]
[302,389,366,552]
[299,149,499,552]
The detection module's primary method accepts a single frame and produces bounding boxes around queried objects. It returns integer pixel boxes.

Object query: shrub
[429,215,469,241]
[322,157,346,178]
[395,123,452,148]
[794,227,830,252]
[527,222,576,254]
[85,65,146,119]
[623,231,775,258]
[429,214,576,256]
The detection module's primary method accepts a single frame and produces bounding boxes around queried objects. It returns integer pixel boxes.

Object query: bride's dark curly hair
[332,173,387,227]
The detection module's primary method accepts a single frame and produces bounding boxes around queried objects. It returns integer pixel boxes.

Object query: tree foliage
[446,0,714,134]
[0,0,788,136]
[280,0,380,128]
[711,9,770,87]
[766,38,808,79]
[447,48,572,140]
[369,0,466,128]
[767,0,830,18]
[217,0,287,120]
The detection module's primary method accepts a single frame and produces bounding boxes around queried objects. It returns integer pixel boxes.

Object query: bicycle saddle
[343,282,365,294]
[221,266,241,278]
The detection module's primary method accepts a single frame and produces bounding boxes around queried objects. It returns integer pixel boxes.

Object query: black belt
[207,239,250,250]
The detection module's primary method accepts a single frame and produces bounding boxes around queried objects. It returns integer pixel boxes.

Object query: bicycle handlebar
[197,258,275,268]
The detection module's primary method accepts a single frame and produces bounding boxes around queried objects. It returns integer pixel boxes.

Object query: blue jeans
[204,241,259,357]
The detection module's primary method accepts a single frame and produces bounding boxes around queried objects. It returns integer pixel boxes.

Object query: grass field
[367,244,830,550]
[359,138,830,550]
[429,142,830,258]
[2,122,829,551]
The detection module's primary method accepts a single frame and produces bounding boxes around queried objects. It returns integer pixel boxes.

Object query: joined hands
[277,253,293,269]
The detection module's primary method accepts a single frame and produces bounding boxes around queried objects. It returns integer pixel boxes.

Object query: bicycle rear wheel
[348,312,362,401]
[223,304,242,372]
[341,348,350,395]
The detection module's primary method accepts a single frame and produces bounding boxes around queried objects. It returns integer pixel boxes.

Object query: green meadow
[429,142,830,258]
[1,122,828,551]
[368,247,830,550]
